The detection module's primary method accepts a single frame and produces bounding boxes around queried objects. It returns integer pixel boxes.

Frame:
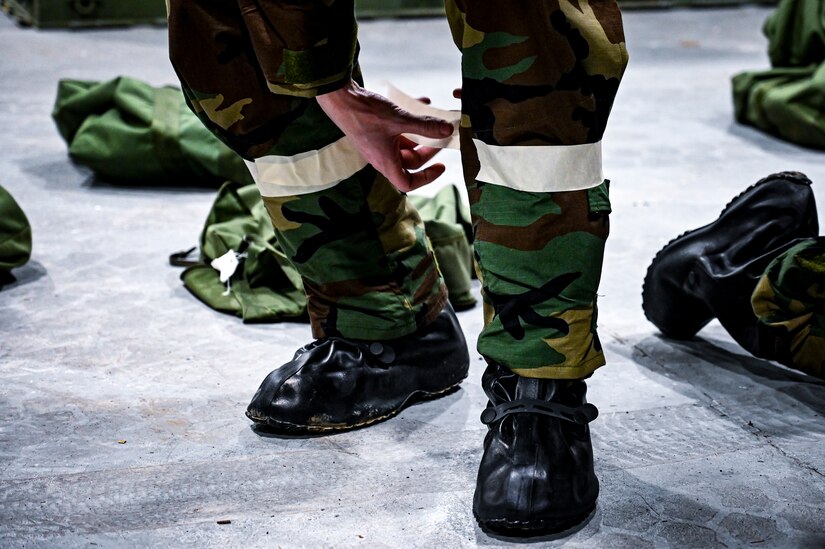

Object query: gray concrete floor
[1,6,824,548]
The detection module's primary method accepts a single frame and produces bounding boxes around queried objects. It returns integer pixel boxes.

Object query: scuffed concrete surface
[1,6,824,548]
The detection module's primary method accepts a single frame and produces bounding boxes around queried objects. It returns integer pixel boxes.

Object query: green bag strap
[152,86,187,177]
[169,246,200,267]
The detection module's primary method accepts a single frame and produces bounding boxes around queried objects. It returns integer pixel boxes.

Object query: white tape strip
[473,139,604,192]
[245,137,369,197]
[244,85,601,196]
[387,85,602,191]
[386,84,461,150]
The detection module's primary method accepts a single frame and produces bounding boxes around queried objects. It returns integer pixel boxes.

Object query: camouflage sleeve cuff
[241,0,359,100]
[266,25,359,99]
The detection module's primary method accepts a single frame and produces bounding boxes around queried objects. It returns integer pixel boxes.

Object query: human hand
[316,80,455,192]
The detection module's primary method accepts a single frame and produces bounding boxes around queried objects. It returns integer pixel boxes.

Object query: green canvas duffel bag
[732,0,825,149]
[0,185,32,289]
[53,77,254,187]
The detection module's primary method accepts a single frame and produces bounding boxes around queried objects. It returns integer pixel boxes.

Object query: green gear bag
[732,0,825,150]
[177,182,476,323]
[0,185,33,289]
[178,181,307,323]
[52,77,254,186]
[733,64,825,149]
[410,184,477,311]
[764,0,825,69]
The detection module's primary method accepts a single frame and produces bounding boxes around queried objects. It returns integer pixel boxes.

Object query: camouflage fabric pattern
[168,1,358,159]
[261,169,447,340]
[751,237,825,379]
[448,0,626,378]
[446,0,628,147]
[168,0,446,341]
[168,0,628,379]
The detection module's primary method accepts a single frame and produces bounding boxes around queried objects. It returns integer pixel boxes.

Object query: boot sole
[642,171,812,339]
[246,375,467,435]
[474,504,596,537]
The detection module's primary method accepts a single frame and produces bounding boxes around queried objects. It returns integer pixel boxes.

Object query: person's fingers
[397,135,420,149]
[383,159,446,193]
[400,144,442,170]
[399,134,443,154]
[405,163,446,191]
[392,111,454,139]
[381,160,411,192]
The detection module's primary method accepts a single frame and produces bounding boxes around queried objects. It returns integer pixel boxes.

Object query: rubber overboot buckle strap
[479,399,599,426]
[323,338,396,366]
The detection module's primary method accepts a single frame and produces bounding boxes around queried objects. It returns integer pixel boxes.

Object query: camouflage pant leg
[261,173,448,340]
[168,1,447,340]
[446,0,628,378]
[751,237,825,379]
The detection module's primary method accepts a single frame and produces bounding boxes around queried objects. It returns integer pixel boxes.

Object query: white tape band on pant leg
[472,139,604,192]
[244,136,369,197]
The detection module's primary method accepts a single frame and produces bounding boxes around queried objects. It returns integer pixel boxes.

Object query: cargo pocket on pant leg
[586,180,611,219]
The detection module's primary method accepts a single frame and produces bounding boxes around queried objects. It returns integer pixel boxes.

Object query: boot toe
[245,362,314,426]
[246,305,470,434]
[473,364,599,535]
[474,444,598,534]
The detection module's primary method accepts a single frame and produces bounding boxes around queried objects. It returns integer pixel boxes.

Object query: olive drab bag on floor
[0,185,32,289]
[52,77,254,186]
[732,0,825,149]
[175,180,307,323]
[175,182,476,323]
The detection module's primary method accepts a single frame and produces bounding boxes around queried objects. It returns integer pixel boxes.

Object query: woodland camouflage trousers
[168,0,628,379]
[752,237,825,379]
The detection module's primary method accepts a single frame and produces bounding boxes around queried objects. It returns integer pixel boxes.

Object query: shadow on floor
[0,260,47,292]
[21,155,222,195]
[625,333,825,438]
[727,121,825,159]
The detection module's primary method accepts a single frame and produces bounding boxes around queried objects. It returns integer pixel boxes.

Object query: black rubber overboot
[643,171,818,340]
[691,238,814,361]
[246,304,470,434]
[473,363,599,536]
